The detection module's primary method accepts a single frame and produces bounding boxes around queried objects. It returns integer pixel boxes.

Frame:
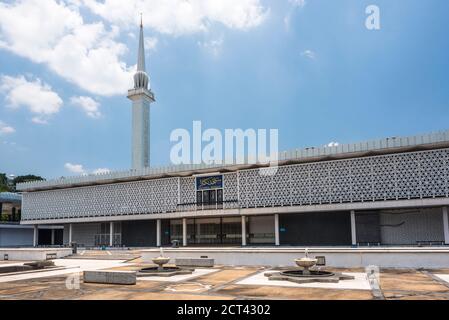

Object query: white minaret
[127,17,155,170]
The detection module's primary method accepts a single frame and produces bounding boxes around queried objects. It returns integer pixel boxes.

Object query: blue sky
[0,0,448,179]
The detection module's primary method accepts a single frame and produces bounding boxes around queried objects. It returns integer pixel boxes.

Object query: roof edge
[17,129,449,192]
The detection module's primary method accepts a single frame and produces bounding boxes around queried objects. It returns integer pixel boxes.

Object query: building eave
[16,129,449,192]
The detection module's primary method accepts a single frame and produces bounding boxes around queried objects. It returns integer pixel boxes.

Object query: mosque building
[17,22,449,249]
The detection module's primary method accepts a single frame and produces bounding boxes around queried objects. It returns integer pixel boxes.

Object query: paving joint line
[208,267,267,293]
[420,270,449,290]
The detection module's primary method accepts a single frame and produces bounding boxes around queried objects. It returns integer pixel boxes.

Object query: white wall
[0,227,33,247]
[249,215,275,244]
[142,248,449,269]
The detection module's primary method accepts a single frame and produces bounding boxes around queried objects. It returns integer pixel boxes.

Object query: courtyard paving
[1,251,449,300]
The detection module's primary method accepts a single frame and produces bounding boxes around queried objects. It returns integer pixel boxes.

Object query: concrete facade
[1,224,63,248]
[0,248,72,261]
[19,148,449,222]
[16,144,449,249]
[0,225,33,247]
[141,247,449,269]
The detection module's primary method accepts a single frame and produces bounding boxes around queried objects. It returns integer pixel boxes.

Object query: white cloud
[64,162,86,175]
[2,140,17,146]
[198,37,224,57]
[0,121,15,135]
[0,0,133,96]
[327,142,340,147]
[289,0,306,8]
[81,0,268,35]
[65,162,110,175]
[31,117,49,125]
[283,15,291,30]
[92,168,110,175]
[301,49,316,59]
[0,1,268,96]
[0,75,63,123]
[71,96,102,118]
[284,0,306,30]
[144,37,158,52]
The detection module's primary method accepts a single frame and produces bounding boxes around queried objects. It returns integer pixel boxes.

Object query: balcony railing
[94,233,122,247]
[177,200,239,212]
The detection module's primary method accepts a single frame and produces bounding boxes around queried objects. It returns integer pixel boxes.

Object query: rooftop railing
[0,192,22,202]
[16,129,449,191]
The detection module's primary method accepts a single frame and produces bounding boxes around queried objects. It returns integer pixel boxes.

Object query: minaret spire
[133,14,149,90]
[137,13,145,72]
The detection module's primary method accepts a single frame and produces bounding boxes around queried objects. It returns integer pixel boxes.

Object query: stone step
[83,270,136,285]
[175,258,215,268]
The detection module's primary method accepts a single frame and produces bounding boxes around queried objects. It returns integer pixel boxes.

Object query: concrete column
[33,225,38,247]
[51,229,55,245]
[274,214,280,246]
[443,207,449,245]
[182,218,187,247]
[109,221,114,247]
[241,216,247,246]
[156,219,161,247]
[68,224,73,244]
[350,210,357,246]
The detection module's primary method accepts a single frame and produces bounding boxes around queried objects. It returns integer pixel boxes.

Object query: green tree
[11,175,45,191]
[0,173,45,192]
[0,173,9,192]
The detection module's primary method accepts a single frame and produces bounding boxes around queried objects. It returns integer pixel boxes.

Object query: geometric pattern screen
[22,148,449,221]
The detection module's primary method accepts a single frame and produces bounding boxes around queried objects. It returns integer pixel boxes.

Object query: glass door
[222,217,242,244]
[197,189,223,210]
[195,218,221,245]
[169,220,183,243]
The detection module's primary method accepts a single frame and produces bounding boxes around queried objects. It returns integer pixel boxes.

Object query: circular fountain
[137,248,194,277]
[265,249,354,284]
[152,255,171,272]
[294,248,318,275]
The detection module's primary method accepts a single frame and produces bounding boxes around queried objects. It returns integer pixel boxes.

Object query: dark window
[196,191,203,205]
[210,190,217,204]
[279,212,351,246]
[202,191,210,205]
[217,189,223,203]
[196,189,224,210]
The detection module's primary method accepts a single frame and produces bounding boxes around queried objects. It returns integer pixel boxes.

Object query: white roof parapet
[0,192,22,202]
[16,129,449,191]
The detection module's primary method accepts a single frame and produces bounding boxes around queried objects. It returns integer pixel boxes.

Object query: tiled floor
[138,268,220,282]
[0,258,448,300]
[0,259,130,283]
[236,270,372,290]
[434,274,449,286]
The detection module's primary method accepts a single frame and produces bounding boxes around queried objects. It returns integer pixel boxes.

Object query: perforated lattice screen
[22,149,449,221]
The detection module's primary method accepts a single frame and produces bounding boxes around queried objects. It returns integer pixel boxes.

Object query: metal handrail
[177,199,239,211]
